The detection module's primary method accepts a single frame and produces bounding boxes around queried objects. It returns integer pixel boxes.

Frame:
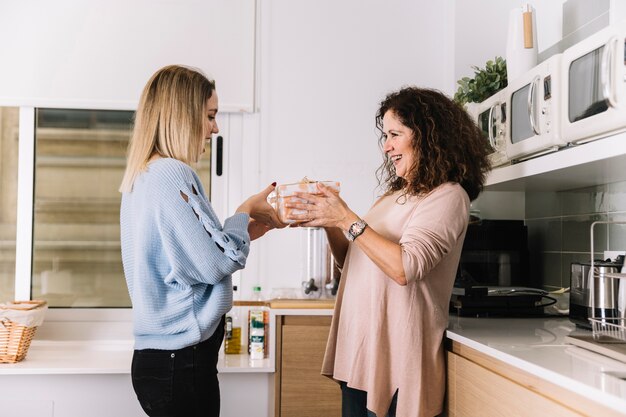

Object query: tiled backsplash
[525,181,626,289]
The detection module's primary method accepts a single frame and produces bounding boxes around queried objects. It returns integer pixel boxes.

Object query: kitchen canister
[506,4,538,83]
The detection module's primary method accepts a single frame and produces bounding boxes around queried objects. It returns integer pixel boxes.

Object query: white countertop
[0,339,272,375]
[0,307,334,376]
[4,309,626,415]
[446,316,626,415]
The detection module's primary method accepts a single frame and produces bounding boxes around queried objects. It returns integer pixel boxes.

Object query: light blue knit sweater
[120,158,250,350]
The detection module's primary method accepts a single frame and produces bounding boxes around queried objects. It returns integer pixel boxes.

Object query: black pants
[131,317,225,417]
[340,381,398,417]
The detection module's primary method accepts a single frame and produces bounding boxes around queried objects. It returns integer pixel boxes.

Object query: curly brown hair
[375,87,490,201]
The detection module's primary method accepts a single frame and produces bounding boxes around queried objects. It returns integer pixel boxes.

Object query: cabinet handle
[601,36,620,109]
[216,135,223,176]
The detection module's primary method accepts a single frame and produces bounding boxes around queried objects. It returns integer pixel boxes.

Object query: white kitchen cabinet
[0,0,256,112]
[485,131,626,192]
[0,318,274,417]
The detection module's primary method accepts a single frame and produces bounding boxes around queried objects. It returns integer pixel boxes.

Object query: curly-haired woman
[285,87,490,417]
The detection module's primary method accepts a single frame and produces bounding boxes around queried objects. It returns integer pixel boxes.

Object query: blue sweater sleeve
[156,163,250,286]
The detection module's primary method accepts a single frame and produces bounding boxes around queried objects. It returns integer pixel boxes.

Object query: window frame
[13,107,231,320]
[15,107,35,301]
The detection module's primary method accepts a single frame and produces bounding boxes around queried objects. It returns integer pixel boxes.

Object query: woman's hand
[286,182,359,230]
[237,183,287,229]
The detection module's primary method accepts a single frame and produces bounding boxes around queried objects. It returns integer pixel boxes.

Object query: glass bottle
[249,310,265,360]
[224,285,242,354]
[248,285,269,357]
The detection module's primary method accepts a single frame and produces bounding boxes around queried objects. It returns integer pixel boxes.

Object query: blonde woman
[120,65,282,417]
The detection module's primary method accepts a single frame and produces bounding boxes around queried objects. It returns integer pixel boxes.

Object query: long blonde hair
[119,65,216,193]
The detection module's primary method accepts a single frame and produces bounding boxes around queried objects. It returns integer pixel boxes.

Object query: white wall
[240,0,572,295]
[236,0,454,297]
[454,0,566,83]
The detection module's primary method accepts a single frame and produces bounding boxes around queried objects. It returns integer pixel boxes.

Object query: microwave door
[478,103,508,168]
[569,47,609,124]
[562,26,626,144]
[478,106,499,152]
[477,108,491,151]
[511,85,534,147]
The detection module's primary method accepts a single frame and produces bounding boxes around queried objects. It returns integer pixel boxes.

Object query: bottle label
[250,339,264,359]
[225,316,233,339]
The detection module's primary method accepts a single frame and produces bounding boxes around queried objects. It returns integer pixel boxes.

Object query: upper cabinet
[0,0,256,112]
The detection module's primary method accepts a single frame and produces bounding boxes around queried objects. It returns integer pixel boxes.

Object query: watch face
[349,220,366,239]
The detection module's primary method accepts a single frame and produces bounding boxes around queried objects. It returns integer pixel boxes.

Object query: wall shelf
[485,131,626,192]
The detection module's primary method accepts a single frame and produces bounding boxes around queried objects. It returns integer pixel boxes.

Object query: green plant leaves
[454,56,508,105]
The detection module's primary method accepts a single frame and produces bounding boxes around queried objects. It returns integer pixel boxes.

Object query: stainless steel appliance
[302,227,337,299]
[569,260,623,329]
[561,20,626,144]
[506,54,566,162]
[566,262,626,363]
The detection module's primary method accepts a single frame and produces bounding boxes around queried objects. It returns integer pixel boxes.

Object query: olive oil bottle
[225,286,242,354]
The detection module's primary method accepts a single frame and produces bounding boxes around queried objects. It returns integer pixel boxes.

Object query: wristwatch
[345,219,368,242]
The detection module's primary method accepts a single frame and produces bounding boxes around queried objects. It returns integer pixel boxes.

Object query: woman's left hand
[286,182,358,230]
[238,183,287,229]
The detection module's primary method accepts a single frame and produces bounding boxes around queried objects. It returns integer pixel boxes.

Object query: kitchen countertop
[268,298,335,309]
[446,315,626,415]
[0,339,273,375]
[7,305,626,416]
[0,305,334,376]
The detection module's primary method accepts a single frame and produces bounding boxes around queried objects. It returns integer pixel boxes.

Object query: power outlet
[604,250,626,262]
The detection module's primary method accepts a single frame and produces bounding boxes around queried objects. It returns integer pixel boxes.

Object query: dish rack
[589,221,626,343]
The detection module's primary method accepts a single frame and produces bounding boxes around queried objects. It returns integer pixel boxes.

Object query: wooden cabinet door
[447,352,583,417]
[277,316,341,417]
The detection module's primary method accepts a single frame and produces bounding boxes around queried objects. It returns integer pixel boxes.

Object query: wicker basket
[0,300,47,363]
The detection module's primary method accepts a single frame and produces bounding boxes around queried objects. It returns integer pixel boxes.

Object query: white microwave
[506,54,565,162]
[562,21,626,144]
[466,88,509,168]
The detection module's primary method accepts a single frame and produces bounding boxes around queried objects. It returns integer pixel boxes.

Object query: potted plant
[454,56,508,106]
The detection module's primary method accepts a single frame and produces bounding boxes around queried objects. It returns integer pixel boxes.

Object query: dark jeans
[340,381,398,417]
[131,317,225,417]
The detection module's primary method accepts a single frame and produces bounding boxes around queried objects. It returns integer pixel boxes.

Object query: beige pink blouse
[322,183,470,417]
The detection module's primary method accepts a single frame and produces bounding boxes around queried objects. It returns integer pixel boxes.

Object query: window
[0,107,18,302]
[10,108,211,308]
[31,109,134,307]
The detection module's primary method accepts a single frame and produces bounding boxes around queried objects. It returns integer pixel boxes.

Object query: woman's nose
[213,122,219,134]
[383,139,392,153]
